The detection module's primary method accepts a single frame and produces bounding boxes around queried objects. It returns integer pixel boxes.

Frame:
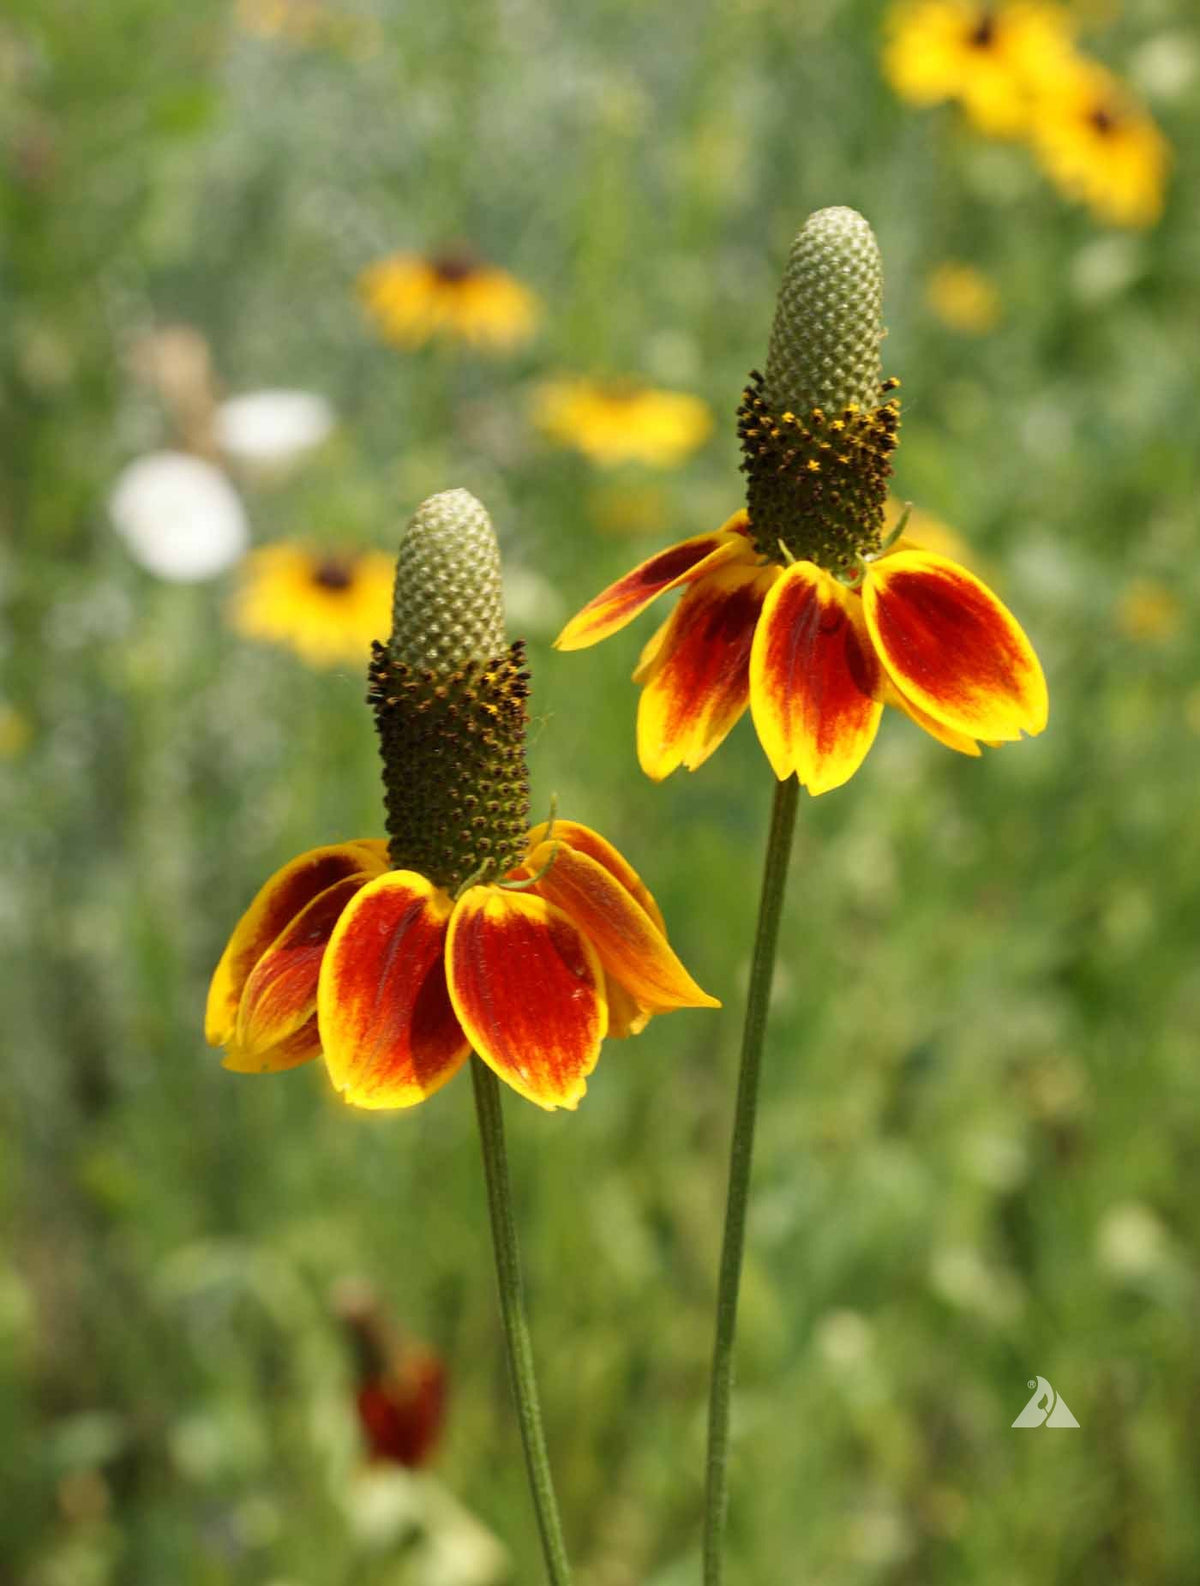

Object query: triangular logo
[1012,1376,1079,1428]
[1045,1393,1079,1427]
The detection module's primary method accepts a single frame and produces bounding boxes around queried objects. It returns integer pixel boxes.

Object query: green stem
[470,1055,573,1586]
[703,774,800,1585]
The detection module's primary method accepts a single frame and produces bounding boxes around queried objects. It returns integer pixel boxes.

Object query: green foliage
[3,0,1199,1582]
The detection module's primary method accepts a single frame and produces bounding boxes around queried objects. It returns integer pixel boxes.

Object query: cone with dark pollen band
[370,489,530,895]
[740,206,901,576]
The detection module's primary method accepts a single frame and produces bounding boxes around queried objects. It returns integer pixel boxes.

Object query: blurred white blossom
[109,452,248,581]
[215,388,335,465]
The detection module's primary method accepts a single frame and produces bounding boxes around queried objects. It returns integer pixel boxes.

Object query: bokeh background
[3,0,1199,1581]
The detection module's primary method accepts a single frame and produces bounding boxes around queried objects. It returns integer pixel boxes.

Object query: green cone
[371,490,530,894]
[740,207,900,575]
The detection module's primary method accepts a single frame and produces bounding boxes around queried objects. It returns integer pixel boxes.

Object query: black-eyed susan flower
[207,490,717,1111]
[533,377,713,468]
[883,0,1075,136]
[358,251,540,353]
[557,208,1047,793]
[230,544,394,668]
[1030,56,1169,227]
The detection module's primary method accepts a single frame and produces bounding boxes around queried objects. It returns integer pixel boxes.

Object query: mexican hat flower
[358,250,540,353]
[206,489,717,1110]
[556,208,1047,793]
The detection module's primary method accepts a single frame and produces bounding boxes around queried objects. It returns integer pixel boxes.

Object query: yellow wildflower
[358,251,540,353]
[883,1,1076,136]
[230,545,393,668]
[533,378,713,469]
[926,262,1002,334]
[1030,57,1169,227]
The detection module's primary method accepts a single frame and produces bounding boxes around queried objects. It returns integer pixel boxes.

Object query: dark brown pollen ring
[368,639,532,896]
[739,369,901,575]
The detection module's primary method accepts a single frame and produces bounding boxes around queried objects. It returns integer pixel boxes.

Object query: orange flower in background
[359,250,540,352]
[205,818,718,1112]
[230,545,393,667]
[533,378,713,468]
[557,510,1046,792]
[1030,57,1169,227]
[883,0,1075,136]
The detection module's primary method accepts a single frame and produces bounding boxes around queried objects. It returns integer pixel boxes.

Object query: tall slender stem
[470,1055,573,1586]
[703,774,800,1585]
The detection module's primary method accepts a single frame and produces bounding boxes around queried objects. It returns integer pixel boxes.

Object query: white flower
[215,389,335,465]
[109,452,248,582]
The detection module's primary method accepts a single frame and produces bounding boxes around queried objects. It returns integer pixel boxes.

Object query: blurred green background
[3,0,1200,1582]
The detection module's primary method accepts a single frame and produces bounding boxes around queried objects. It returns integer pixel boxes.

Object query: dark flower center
[968,11,997,49]
[1088,104,1118,136]
[430,250,479,284]
[312,557,354,592]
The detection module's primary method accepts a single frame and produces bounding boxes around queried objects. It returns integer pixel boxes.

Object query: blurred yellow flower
[0,704,32,760]
[883,0,1075,136]
[237,0,377,52]
[533,379,713,468]
[230,546,393,668]
[1117,579,1181,643]
[1030,58,1169,227]
[358,251,540,353]
[886,498,975,568]
[588,483,672,537]
[926,262,1002,333]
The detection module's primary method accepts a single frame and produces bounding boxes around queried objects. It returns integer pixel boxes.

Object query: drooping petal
[554,513,753,651]
[235,874,368,1058]
[446,887,607,1111]
[883,680,982,757]
[222,1013,323,1075]
[749,562,884,794]
[521,819,666,932]
[604,976,652,1040]
[636,562,776,780]
[632,615,671,685]
[206,842,389,1047]
[862,550,1048,742]
[524,840,719,1014]
[318,872,470,1109]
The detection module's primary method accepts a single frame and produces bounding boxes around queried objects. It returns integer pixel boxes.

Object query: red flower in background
[336,1281,448,1468]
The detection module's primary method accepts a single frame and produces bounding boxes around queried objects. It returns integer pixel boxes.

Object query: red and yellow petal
[554,512,753,651]
[882,680,982,757]
[446,887,607,1111]
[862,550,1048,743]
[234,873,368,1058]
[206,842,389,1047]
[749,562,884,794]
[632,615,671,685]
[604,976,652,1040]
[525,840,719,1013]
[636,562,776,780]
[222,1013,323,1075]
[318,872,470,1109]
[522,819,666,933]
